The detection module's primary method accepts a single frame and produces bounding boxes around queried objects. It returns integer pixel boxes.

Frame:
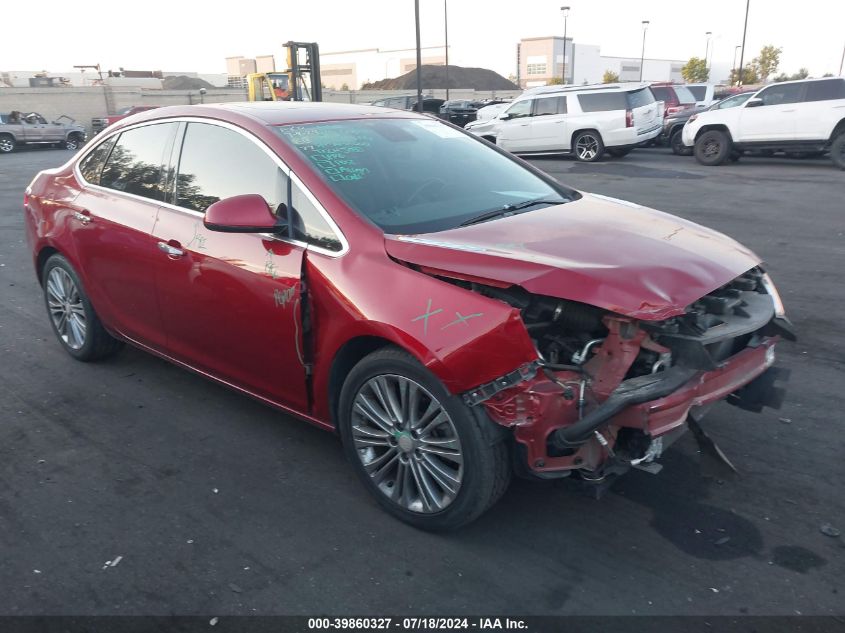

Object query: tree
[681,57,709,83]
[773,68,810,82]
[602,69,620,83]
[547,77,564,85]
[752,45,782,83]
[822,73,834,77]
[340,82,350,91]
[729,64,760,86]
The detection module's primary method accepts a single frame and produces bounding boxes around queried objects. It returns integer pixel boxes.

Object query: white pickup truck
[0,112,87,153]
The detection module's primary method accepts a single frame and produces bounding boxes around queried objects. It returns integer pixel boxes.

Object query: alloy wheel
[351,374,464,514]
[576,134,599,160]
[46,268,87,350]
[0,137,13,152]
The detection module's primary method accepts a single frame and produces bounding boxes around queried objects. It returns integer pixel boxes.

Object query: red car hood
[384,193,761,321]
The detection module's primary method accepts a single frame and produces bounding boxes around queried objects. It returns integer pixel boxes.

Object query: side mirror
[500,113,512,120]
[745,98,764,108]
[204,194,287,234]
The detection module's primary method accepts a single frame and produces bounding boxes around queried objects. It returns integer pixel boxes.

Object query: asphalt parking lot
[0,146,843,617]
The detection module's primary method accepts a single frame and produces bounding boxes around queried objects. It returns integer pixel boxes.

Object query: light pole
[414,0,423,113]
[839,41,844,76]
[444,0,449,100]
[732,45,741,85]
[639,21,649,82]
[704,31,712,67]
[737,0,750,86]
[560,6,570,83]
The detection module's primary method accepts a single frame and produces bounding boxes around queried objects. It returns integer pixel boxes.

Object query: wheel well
[831,119,845,141]
[36,247,60,285]
[695,124,732,143]
[571,128,602,148]
[328,335,395,429]
[67,131,84,139]
[0,131,14,140]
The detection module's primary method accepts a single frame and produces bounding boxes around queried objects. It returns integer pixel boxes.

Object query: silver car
[0,111,87,153]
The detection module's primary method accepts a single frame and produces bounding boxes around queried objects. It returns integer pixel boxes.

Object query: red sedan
[23,103,794,530]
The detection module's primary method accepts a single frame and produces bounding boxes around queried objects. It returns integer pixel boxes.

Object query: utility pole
[561,6,570,83]
[414,0,423,113]
[639,21,650,82]
[737,0,750,86]
[840,41,844,76]
[444,0,449,100]
[705,31,712,70]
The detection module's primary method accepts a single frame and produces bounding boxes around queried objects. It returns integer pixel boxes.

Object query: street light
[414,0,423,113]
[639,20,650,82]
[704,31,712,67]
[732,45,741,84]
[737,0,750,86]
[560,6,570,83]
[444,0,450,100]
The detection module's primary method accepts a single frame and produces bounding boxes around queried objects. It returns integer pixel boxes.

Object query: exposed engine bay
[440,267,794,483]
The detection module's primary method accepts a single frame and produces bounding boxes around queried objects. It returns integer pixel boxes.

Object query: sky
[5,0,844,81]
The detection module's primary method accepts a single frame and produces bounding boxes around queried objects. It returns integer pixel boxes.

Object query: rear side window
[804,79,845,102]
[672,86,697,104]
[626,88,656,109]
[534,96,567,116]
[650,87,675,104]
[505,99,533,118]
[578,92,627,112]
[78,136,117,185]
[100,123,177,201]
[175,122,287,214]
[757,83,804,106]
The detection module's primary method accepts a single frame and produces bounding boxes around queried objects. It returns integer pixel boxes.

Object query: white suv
[682,77,845,170]
[466,83,663,162]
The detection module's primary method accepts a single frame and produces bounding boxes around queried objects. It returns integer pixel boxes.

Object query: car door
[794,79,845,141]
[738,83,804,142]
[71,122,177,350]
[151,120,309,410]
[496,99,535,152]
[527,95,569,151]
[21,115,45,142]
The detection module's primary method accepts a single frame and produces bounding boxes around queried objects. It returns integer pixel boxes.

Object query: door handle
[73,210,92,225]
[157,240,185,258]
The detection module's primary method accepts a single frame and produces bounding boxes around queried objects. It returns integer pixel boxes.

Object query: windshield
[275,119,577,234]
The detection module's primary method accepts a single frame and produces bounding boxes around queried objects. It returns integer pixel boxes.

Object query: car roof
[126,101,428,127]
[519,82,651,99]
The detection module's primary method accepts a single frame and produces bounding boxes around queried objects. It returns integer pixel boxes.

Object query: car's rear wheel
[607,148,631,158]
[42,254,123,361]
[338,347,511,531]
[0,134,15,153]
[573,130,604,162]
[694,129,732,166]
[828,134,844,170]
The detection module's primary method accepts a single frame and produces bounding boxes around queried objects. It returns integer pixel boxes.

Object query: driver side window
[504,100,533,119]
[756,84,803,106]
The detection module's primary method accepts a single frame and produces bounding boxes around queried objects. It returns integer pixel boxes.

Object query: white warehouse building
[519,36,685,88]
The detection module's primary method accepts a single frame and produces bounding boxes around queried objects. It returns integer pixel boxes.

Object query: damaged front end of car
[457,267,795,485]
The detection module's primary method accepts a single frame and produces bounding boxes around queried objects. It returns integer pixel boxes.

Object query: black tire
[607,148,631,158]
[64,134,83,151]
[42,254,123,361]
[694,129,732,166]
[572,130,605,162]
[338,347,511,531]
[0,134,15,153]
[832,134,845,171]
[670,129,692,156]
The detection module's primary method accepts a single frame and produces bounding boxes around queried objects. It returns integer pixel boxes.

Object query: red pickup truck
[91,105,159,134]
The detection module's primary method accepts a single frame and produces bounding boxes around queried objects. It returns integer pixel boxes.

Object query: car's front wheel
[694,129,732,166]
[42,254,123,361]
[338,347,511,531]
[573,130,604,162]
[64,134,83,151]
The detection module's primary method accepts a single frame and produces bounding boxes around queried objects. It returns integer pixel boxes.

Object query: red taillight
[665,105,684,117]
[625,109,633,128]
